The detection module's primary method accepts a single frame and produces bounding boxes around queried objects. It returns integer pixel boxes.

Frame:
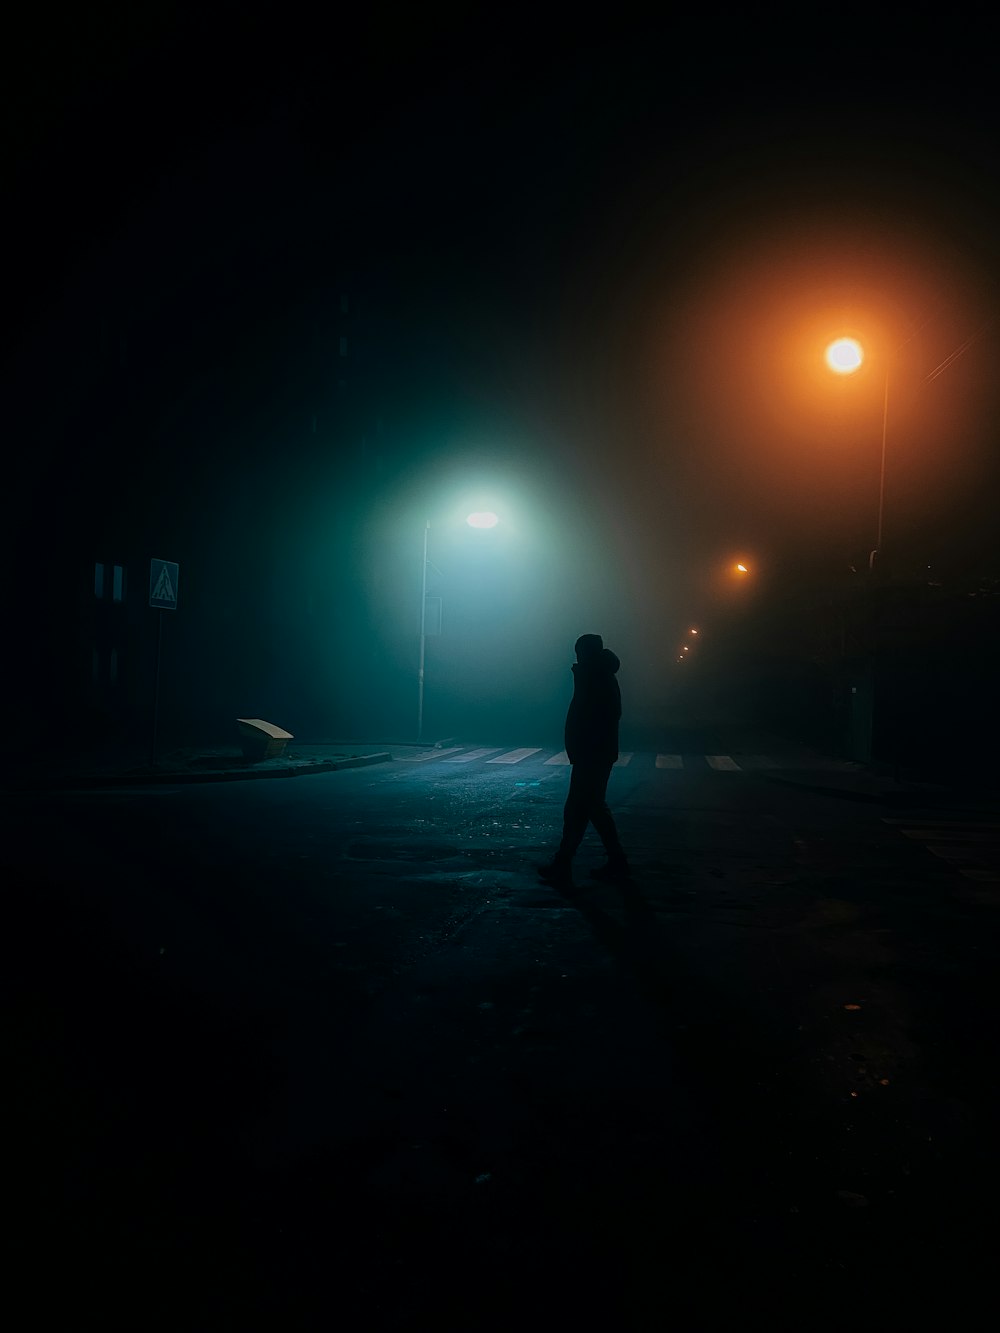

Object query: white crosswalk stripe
[396,748,797,772]
[397,746,466,762]
[487,748,543,764]
[510,749,633,766]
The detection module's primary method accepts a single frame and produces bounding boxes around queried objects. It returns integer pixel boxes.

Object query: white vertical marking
[397,747,466,762]
[487,748,543,764]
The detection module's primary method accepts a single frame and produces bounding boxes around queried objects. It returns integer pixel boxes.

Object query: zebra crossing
[397,746,797,772]
[883,815,1000,892]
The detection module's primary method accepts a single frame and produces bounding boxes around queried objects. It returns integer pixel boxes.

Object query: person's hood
[573,647,620,675]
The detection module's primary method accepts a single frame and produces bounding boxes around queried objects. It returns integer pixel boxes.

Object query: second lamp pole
[825,336,890,573]
[418,519,430,742]
[417,509,500,742]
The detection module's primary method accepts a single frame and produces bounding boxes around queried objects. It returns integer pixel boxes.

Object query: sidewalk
[760,756,1000,810]
[6,739,404,792]
[692,722,1000,809]
[739,737,995,809]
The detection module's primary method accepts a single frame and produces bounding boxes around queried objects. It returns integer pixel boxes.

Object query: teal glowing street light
[418,509,500,741]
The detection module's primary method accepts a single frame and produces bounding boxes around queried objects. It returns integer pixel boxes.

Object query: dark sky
[7,7,999,663]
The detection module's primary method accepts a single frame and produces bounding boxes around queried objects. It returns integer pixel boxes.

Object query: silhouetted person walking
[539,634,630,888]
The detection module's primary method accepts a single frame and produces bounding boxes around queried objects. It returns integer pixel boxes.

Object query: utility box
[236,718,294,762]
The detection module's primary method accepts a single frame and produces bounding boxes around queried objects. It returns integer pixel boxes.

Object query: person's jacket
[564,648,621,764]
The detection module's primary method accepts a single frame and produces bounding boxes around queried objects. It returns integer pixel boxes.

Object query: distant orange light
[825,337,863,374]
[690,628,698,635]
[736,563,748,574]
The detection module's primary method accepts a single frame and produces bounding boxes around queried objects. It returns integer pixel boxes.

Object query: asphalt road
[8,723,1000,1330]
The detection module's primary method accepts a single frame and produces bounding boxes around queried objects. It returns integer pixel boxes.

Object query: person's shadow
[553,876,671,1004]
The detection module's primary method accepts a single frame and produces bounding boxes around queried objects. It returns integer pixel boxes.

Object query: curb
[8,752,393,793]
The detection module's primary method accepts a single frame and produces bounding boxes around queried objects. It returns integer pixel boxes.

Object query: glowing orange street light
[689,628,699,635]
[825,337,863,374]
[736,562,749,574]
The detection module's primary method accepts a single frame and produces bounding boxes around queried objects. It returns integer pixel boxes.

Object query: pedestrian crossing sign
[149,558,179,610]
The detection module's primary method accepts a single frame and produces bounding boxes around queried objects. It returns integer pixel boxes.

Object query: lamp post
[417,519,430,742]
[417,509,499,742]
[825,335,893,765]
[825,336,890,573]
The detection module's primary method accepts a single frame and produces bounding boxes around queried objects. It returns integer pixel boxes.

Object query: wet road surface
[8,726,1000,1328]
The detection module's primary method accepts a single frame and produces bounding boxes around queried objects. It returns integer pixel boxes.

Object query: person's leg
[539,766,588,883]
[556,764,590,862]
[585,763,629,873]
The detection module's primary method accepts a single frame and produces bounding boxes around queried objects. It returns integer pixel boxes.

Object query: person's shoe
[538,859,574,889]
[590,860,632,883]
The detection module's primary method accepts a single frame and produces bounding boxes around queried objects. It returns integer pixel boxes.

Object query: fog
[5,14,998,759]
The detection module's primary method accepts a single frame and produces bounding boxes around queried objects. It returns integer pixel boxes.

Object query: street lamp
[825,337,863,374]
[418,510,500,741]
[824,337,890,572]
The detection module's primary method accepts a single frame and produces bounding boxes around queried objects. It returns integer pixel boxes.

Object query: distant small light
[690,628,699,635]
[466,511,499,529]
[736,563,748,573]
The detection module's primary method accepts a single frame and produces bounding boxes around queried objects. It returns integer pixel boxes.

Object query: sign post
[149,559,179,767]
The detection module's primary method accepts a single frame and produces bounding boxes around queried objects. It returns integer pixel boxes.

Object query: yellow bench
[236,718,294,762]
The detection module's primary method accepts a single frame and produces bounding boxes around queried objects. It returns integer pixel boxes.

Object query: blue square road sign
[149,558,179,610]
